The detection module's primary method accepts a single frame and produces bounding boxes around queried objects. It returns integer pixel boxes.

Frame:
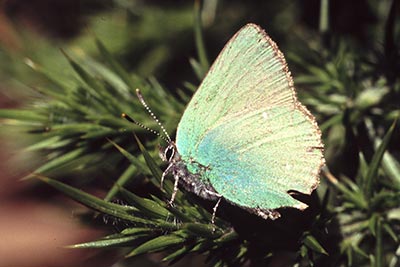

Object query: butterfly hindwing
[195,106,322,210]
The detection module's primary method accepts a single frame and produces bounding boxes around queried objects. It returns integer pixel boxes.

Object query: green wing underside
[176,24,324,210]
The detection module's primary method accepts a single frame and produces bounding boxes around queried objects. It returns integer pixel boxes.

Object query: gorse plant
[0,1,399,267]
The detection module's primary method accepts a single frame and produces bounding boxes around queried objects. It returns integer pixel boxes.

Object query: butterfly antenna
[135,88,172,142]
[121,113,170,143]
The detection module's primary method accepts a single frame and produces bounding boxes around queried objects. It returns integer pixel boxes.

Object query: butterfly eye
[164,145,175,162]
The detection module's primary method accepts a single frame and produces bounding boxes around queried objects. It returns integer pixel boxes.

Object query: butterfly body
[162,143,220,201]
[162,23,324,219]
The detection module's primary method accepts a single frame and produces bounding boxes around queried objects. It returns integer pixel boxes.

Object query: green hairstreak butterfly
[129,23,324,221]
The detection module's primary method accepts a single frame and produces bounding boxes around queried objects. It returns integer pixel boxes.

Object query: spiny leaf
[352,245,369,259]
[332,178,368,210]
[193,0,209,79]
[182,223,220,238]
[107,138,149,173]
[370,191,400,210]
[34,174,154,224]
[381,149,400,190]
[121,228,153,235]
[303,234,328,255]
[189,58,206,82]
[71,235,143,248]
[382,222,398,243]
[213,231,239,244]
[23,57,75,90]
[319,0,329,34]
[133,133,163,181]
[25,136,71,151]
[126,234,186,257]
[62,50,121,115]
[32,148,87,174]
[364,120,397,199]
[369,213,378,236]
[50,123,110,135]
[163,245,193,262]
[0,109,46,122]
[189,238,213,253]
[95,37,136,94]
[118,187,171,219]
[375,217,383,267]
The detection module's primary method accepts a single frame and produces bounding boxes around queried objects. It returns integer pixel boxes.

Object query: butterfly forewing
[176,23,324,211]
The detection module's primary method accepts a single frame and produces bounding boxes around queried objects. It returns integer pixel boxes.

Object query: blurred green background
[0,0,399,267]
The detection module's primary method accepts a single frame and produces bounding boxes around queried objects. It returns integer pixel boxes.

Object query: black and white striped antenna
[122,88,172,143]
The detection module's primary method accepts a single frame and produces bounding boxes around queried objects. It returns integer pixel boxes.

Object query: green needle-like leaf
[163,245,193,262]
[71,235,143,248]
[182,223,220,238]
[121,228,153,235]
[118,187,171,219]
[95,38,136,94]
[193,0,209,79]
[34,174,152,224]
[375,217,383,267]
[62,51,121,116]
[133,134,163,182]
[126,234,186,257]
[32,148,87,175]
[364,120,397,199]
[303,234,329,255]
[107,138,149,173]
[0,109,46,122]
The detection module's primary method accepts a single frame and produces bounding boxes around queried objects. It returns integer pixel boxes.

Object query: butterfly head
[159,141,179,163]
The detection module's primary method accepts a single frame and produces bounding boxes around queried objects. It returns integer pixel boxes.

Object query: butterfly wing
[176,24,324,210]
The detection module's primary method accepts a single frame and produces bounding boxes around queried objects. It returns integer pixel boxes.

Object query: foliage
[1,1,399,266]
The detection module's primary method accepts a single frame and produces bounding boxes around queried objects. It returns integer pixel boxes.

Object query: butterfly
[127,23,324,222]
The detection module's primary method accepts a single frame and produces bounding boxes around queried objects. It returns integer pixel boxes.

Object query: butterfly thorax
[162,142,220,201]
[175,160,219,201]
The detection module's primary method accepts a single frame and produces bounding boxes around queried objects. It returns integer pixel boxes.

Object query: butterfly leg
[211,197,222,225]
[161,163,173,190]
[168,171,180,205]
